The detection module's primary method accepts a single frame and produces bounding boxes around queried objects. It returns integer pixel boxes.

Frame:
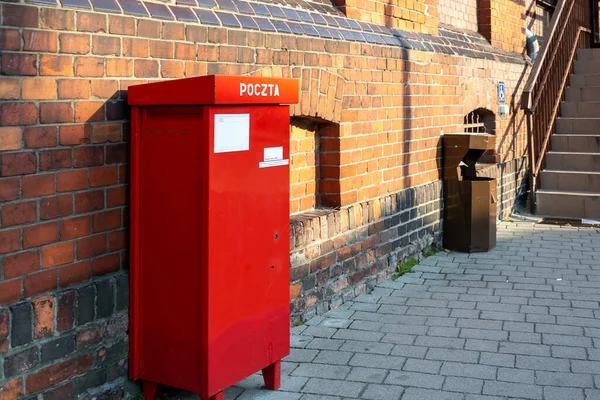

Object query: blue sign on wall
[498,82,506,104]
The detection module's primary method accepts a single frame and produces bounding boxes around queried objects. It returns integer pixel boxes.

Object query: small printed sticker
[264,146,283,161]
[259,159,289,168]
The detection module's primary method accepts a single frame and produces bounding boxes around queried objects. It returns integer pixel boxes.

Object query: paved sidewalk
[164,221,600,400]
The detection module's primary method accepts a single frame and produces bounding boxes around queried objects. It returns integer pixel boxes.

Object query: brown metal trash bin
[443,133,497,252]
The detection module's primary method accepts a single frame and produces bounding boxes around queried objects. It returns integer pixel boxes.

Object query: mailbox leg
[209,392,224,400]
[262,360,281,390]
[142,380,158,400]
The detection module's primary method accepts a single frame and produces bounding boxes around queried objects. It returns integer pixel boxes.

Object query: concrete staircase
[536,48,600,219]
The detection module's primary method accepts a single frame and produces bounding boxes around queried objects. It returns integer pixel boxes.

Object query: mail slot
[128,75,299,400]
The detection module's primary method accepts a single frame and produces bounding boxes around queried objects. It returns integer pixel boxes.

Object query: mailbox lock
[274,233,279,240]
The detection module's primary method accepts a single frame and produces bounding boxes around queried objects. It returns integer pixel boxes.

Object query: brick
[59,261,91,287]
[74,57,104,77]
[1,103,38,126]
[107,101,127,121]
[76,233,106,259]
[95,279,114,318]
[76,12,106,33]
[3,347,39,377]
[23,126,58,148]
[0,128,21,151]
[0,78,20,100]
[57,170,88,192]
[74,143,105,166]
[0,279,21,305]
[23,222,58,248]
[10,302,32,346]
[57,290,75,331]
[90,165,118,187]
[440,362,497,380]
[22,78,56,101]
[33,295,55,339]
[24,269,57,298]
[40,149,72,171]
[0,29,21,51]
[58,79,90,99]
[115,274,128,310]
[93,209,121,232]
[40,194,73,220]
[161,60,184,78]
[483,381,542,399]
[134,59,159,78]
[75,286,95,327]
[60,125,91,145]
[40,55,72,76]
[123,38,148,57]
[107,186,127,207]
[109,15,135,35]
[1,201,36,227]
[106,59,132,77]
[0,177,20,202]
[75,101,105,122]
[42,241,75,268]
[162,22,184,40]
[1,53,37,76]
[26,354,93,393]
[22,174,54,199]
[43,381,76,400]
[90,80,118,99]
[91,122,120,143]
[23,30,58,52]
[106,143,127,164]
[3,4,38,27]
[0,378,24,400]
[59,33,90,54]
[186,25,207,42]
[119,165,128,183]
[40,102,73,124]
[175,43,196,60]
[93,36,121,56]
[41,333,75,363]
[137,19,161,38]
[149,40,173,59]
[61,216,91,240]
[41,8,75,30]
[76,324,103,349]
[92,253,120,276]
[75,190,104,213]
[4,251,40,279]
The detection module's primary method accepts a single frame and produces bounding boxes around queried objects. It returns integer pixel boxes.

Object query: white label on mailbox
[214,114,250,153]
[264,147,283,161]
[259,159,289,168]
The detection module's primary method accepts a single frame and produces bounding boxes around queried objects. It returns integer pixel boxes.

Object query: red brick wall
[438,0,478,31]
[334,0,440,34]
[0,0,530,397]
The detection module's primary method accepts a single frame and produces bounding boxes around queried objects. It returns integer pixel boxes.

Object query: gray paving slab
[180,222,600,399]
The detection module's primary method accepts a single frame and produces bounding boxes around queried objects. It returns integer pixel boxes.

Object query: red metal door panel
[204,105,290,395]
[138,107,206,392]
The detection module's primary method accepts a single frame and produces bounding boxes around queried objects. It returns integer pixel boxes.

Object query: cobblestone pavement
[163,221,600,400]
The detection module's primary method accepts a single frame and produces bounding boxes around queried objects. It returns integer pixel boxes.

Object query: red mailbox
[128,75,299,400]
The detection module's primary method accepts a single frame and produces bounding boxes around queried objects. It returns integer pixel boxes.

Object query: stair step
[577,48,600,60]
[540,170,600,191]
[551,134,600,152]
[545,152,600,171]
[574,59,600,75]
[537,189,600,219]
[556,118,600,134]
[560,101,600,118]
[565,86,600,101]
[570,74,600,86]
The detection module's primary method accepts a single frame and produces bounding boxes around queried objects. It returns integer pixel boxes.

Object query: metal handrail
[521,0,593,212]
